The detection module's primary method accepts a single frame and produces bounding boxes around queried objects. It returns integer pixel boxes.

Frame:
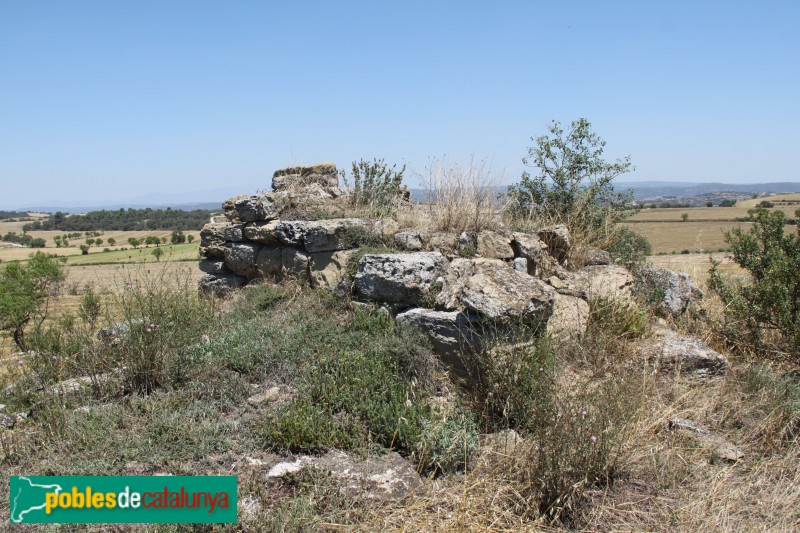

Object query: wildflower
[590,435,597,443]
[582,409,587,417]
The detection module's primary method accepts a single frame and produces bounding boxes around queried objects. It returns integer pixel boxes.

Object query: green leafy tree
[681,213,689,222]
[151,247,164,261]
[0,252,66,350]
[710,208,800,358]
[79,244,90,255]
[170,230,186,244]
[507,118,634,233]
[107,237,116,246]
[128,237,141,249]
[187,234,195,243]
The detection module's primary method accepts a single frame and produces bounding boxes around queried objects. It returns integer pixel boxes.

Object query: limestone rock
[396,308,483,361]
[244,221,281,244]
[511,232,547,276]
[199,223,229,258]
[477,231,514,260]
[266,450,421,500]
[371,218,400,239]
[256,246,284,277]
[198,272,248,297]
[273,219,365,252]
[272,162,339,192]
[222,223,246,242]
[546,293,590,341]
[513,257,528,274]
[199,259,228,274]
[668,417,744,462]
[480,429,524,457]
[394,230,425,251]
[224,242,263,278]
[567,265,635,304]
[635,264,704,316]
[354,252,448,306]
[309,250,356,290]
[577,246,612,266]
[223,194,279,223]
[303,219,365,252]
[436,259,556,324]
[645,328,729,381]
[282,248,310,280]
[538,224,571,262]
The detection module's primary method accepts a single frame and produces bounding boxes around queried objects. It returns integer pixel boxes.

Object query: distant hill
[614,181,800,199]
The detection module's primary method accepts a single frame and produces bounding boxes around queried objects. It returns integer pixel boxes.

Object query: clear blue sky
[1,1,798,208]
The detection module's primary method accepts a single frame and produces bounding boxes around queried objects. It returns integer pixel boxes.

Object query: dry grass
[419,157,507,235]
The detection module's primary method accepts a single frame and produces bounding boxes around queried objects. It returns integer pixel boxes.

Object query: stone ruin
[198,162,719,377]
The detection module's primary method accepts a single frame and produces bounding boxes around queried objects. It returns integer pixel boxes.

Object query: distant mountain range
[7,181,800,213]
[614,181,800,198]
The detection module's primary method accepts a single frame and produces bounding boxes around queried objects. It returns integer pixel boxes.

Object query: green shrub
[587,297,648,340]
[416,410,479,474]
[608,227,652,263]
[341,158,406,216]
[710,208,800,359]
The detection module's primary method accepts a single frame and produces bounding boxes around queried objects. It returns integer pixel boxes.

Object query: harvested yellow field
[624,220,797,254]
[629,204,799,222]
[0,262,206,361]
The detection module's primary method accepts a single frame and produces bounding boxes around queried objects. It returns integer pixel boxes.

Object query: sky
[1,1,799,208]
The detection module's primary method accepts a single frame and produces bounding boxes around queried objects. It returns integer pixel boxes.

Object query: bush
[341,158,406,216]
[608,226,652,263]
[710,208,800,359]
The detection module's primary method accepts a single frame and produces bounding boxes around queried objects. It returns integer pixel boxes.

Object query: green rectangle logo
[9,476,237,524]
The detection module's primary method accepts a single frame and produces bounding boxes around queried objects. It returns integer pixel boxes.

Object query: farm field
[0,261,205,364]
[625,195,799,254]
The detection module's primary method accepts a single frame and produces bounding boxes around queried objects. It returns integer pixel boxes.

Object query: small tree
[128,237,141,249]
[79,244,90,255]
[171,230,186,244]
[0,252,66,350]
[151,247,164,262]
[681,213,689,222]
[107,237,116,246]
[706,201,713,207]
[95,238,103,246]
[507,118,634,240]
[187,234,195,243]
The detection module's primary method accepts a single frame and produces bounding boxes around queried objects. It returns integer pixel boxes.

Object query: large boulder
[354,252,448,307]
[546,293,590,341]
[272,163,339,193]
[436,259,556,325]
[635,264,704,316]
[575,246,612,266]
[223,242,263,278]
[641,328,729,381]
[396,308,483,362]
[282,248,310,279]
[273,219,365,252]
[222,194,279,223]
[199,223,229,258]
[566,264,635,304]
[198,272,248,297]
[222,223,246,242]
